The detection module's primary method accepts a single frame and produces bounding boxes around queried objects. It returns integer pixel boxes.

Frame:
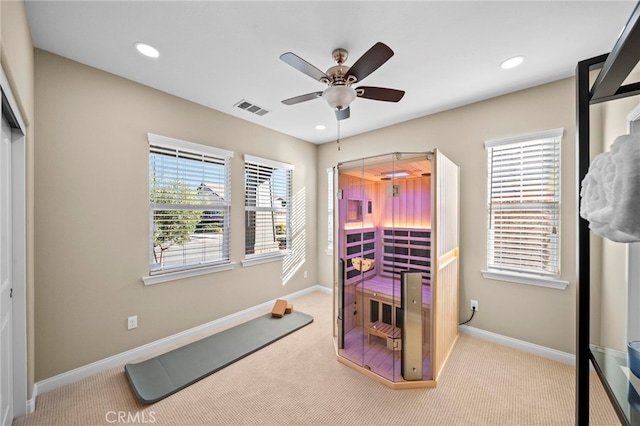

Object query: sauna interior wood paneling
[381,227,431,284]
[342,227,376,332]
[376,178,431,228]
[343,228,377,285]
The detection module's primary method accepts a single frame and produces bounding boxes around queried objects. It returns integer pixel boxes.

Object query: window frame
[142,133,235,285]
[326,167,334,255]
[242,154,294,267]
[481,128,569,290]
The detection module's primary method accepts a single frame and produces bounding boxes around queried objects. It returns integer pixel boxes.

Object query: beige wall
[1,0,36,396]
[318,78,579,353]
[34,50,318,380]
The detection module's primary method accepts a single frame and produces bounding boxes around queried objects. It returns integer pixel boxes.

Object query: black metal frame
[576,2,640,425]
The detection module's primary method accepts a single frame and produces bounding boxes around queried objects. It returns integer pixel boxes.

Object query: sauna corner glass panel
[337,157,367,370]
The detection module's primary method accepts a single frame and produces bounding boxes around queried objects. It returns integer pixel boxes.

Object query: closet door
[431,149,460,381]
[0,115,14,426]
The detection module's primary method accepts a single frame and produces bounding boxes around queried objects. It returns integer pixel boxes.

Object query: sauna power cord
[458,306,476,326]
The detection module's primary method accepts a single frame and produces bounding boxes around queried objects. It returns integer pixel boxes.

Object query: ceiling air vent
[234,99,270,116]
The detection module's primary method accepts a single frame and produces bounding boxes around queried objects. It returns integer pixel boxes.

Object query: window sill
[481,269,569,290]
[242,251,289,268]
[142,262,236,286]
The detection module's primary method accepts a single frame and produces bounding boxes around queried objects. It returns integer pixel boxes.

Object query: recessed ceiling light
[134,42,160,59]
[315,124,326,130]
[500,56,525,70]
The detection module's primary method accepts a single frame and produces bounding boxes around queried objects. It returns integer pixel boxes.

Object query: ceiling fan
[280,42,405,120]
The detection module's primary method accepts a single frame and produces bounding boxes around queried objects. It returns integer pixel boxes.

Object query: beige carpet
[14,291,620,425]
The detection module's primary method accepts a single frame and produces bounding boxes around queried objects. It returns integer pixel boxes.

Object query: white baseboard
[459,324,575,365]
[26,391,36,415]
[34,285,330,398]
[313,284,332,295]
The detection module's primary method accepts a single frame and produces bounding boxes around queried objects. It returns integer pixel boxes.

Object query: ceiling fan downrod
[325,48,352,86]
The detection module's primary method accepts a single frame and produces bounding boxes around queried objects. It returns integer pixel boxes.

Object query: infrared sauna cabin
[333,150,460,389]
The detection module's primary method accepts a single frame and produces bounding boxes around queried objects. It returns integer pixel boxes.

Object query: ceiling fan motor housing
[327,48,352,85]
[326,65,351,85]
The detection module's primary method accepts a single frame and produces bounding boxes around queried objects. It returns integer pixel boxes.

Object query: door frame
[1,65,28,419]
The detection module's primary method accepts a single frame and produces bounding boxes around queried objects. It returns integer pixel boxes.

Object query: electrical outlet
[127,315,138,330]
[470,300,479,312]
[304,270,308,279]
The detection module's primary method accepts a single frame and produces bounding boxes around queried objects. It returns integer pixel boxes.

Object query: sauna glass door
[337,152,433,383]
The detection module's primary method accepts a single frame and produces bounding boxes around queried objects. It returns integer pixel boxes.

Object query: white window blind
[244,155,293,258]
[148,134,232,274]
[485,129,562,277]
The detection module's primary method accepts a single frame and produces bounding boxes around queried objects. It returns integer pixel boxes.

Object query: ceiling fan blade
[335,107,350,121]
[280,52,329,82]
[282,91,323,105]
[344,42,394,83]
[356,86,405,102]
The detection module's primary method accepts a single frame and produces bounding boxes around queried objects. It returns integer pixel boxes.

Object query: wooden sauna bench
[354,275,431,349]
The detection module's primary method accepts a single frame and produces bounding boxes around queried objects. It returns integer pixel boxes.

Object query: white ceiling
[24,1,638,144]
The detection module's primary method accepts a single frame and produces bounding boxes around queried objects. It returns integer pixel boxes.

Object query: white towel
[580,133,640,242]
[588,220,640,243]
[580,151,615,223]
[610,134,640,237]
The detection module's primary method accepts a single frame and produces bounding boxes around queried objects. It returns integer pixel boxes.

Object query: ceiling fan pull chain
[337,119,341,151]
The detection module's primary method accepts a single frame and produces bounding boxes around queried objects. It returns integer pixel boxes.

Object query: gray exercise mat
[124,310,313,404]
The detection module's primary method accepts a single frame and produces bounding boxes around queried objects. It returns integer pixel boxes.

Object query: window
[147,134,233,278]
[482,128,567,289]
[243,154,293,265]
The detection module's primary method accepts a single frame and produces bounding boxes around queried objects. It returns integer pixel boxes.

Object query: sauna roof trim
[338,152,432,182]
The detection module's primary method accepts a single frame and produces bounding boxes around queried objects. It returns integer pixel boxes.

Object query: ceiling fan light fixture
[323,86,356,110]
